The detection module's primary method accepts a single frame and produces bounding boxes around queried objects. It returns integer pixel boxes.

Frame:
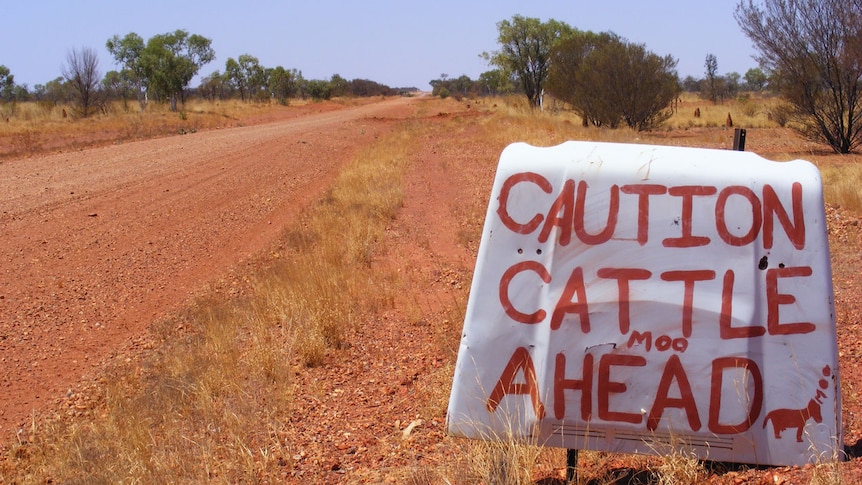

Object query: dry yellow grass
[818,163,862,215]
[664,92,783,130]
[257,128,410,366]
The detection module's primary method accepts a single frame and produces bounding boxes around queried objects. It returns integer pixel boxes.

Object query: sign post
[447,141,841,467]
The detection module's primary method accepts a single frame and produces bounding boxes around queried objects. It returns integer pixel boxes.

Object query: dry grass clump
[652,446,708,485]
[4,293,295,483]
[255,129,410,366]
[478,94,862,216]
[809,459,845,485]
[818,163,862,215]
[481,92,781,139]
[664,93,782,130]
[429,420,548,485]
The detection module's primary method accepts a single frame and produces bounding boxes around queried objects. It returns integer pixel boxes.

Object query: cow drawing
[762,391,826,443]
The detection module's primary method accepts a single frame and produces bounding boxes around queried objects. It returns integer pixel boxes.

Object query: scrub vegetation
[1,93,858,484]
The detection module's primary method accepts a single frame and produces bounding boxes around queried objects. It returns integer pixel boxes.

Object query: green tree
[347,78,393,96]
[681,75,702,93]
[198,70,231,101]
[429,74,476,100]
[42,77,72,106]
[225,54,266,101]
[139,30,215,111]
[485,15,574,108]
[329,74,349,97]
[268,66,299,105]
[106,33,148,111]
[102,70,134,111]
[477,69,515,95]
[736,0,862,153]
[0,65,15,102]
[726,72,741,98]
[546,32,680,131]
[302,79,332,100]
[743,67,768,91]
[450,75,475,98]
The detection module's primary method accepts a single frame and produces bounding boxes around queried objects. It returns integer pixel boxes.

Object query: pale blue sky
[1,0,758,90]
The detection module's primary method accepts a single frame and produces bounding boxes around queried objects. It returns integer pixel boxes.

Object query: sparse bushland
[0,97,361,160]
[546,31,680,131]
[736,0,862,154]
[1,96,856,484]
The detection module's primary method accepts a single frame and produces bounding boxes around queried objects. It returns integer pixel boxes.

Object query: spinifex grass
[1,118,412,483]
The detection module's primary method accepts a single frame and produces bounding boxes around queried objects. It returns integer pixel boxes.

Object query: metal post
[733,128,746,151]
[566,448,578,484]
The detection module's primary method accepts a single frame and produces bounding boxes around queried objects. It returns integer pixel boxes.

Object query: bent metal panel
[446,141,841,466]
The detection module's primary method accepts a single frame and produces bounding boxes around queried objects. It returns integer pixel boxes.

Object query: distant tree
[198,70,231,101]
[546,31,615,125]
[10,85,29,102]
[0,65,15,102]
[102,70,135,110]
[704,53,719,104]
[450,75,476,98]
[546,32,680,131]
[348,78,394,97]
[225,54,266,101]
[736,0,862,152]
[268,66,299,104]
[41,77,72,106]
[485,15,574,108]
[329,74,349,97]
[106,33,148,111]
[302,79,332,100]
[726,71,741,98]
[429,79,447,98]
[139,30,215,111]
[430,74,475,99]
[681,75,701,93]
[224,58,243,100]
[477,69,515,95]
[743,67,768,91]
[62,46,102,117]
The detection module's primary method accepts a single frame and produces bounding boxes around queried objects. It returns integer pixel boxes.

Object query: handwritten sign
[446,141,841,466]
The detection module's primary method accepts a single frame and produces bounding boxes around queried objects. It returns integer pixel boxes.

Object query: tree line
[443,0,862,153]
[682,56,769,103]
[429,17,682,131]
[0,29,411,118]
[5,0,862,153]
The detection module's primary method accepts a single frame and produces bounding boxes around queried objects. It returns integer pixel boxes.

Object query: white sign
[447,141,841,466]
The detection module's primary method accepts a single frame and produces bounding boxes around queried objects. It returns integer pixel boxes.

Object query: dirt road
[0,96,420,436]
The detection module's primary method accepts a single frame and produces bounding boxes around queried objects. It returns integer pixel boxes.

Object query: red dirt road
[0,97,419,436]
